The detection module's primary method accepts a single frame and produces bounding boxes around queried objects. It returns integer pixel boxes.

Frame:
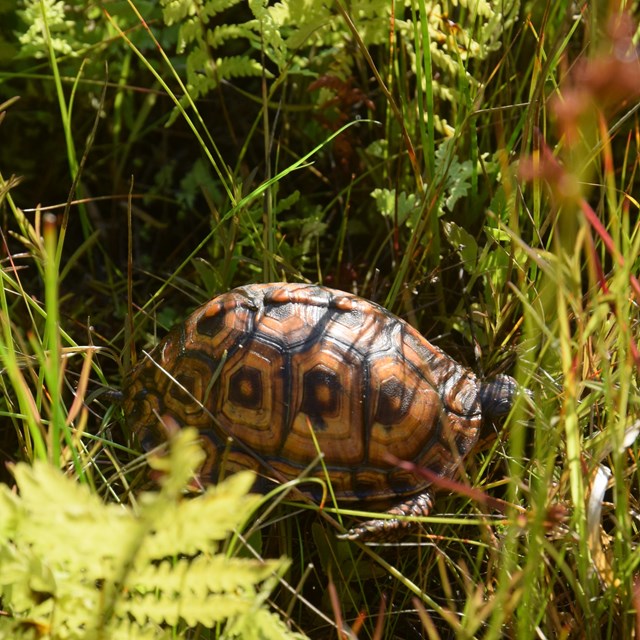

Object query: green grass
[1,0,639,638]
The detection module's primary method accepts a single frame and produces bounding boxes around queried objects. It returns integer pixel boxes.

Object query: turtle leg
[338,491,434,542]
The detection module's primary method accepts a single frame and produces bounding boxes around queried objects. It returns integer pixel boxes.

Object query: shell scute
[195,292,256,354]
[219,344,278,434]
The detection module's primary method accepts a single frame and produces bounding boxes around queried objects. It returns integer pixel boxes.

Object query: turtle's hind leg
[338,492,434,541]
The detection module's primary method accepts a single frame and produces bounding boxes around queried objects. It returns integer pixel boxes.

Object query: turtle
[123,282,521,541]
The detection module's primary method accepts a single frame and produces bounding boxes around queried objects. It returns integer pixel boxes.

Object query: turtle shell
[123,283,485,504]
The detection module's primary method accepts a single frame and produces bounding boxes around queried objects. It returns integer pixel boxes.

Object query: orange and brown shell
[123,283,498,503]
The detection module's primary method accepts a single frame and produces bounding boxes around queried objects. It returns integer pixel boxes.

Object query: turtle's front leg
[338,492,434,541]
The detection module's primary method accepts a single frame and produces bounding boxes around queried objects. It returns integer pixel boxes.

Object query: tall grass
[0,1,639,638]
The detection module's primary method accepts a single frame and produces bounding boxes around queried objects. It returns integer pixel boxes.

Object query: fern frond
[207,23,260,49]
[177,17,202,53]
[0,430,299,639]
[268,0,333,50]
[214,54,269,80]
[201,0,245,19]
[129,554,285,596]
[17,0,82,58]
[162,0,244,25]
[160,0,198,24]
[224,607,308,640]
[137,473,262,559]
[9,462,134,573]
[247,0,288,68]
[124,590,253,627]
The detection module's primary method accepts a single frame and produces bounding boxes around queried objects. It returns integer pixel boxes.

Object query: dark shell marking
[123,283,519,540]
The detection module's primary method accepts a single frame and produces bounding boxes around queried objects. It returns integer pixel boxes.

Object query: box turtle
[123,283,520,541]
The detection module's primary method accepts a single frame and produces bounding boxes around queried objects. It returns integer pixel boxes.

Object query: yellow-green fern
[0,429,304,640]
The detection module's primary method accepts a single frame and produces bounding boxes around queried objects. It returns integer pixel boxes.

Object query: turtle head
[122,357,171,452]
[479,374,528,418]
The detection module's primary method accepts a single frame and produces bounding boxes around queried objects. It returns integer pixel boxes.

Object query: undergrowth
[1,0,639,638]
[0,428,300,639]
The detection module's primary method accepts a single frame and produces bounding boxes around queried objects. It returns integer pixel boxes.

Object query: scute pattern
[124,283,490,511]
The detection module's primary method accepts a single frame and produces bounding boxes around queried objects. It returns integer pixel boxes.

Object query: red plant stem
[534,132,640,368]
[579,199,640,368]
[579,198,640,301]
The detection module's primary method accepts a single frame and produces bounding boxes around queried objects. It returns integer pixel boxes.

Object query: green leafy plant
[159,0,520,134]
[17,0,88,58]
[0,429,302,640]
[160,0,288,108]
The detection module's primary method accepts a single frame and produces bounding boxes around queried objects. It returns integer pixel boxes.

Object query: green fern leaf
[161,0,243,25]
[177,17,202,52]
[109,619,172,640]
[267,0,334,50]
[0,430,298,638]
[371,188,420,228]
[17,0,79,58]
[161,0,288,120]
[123,591,254,627]
[9,462,134,574]
[247,0,288,68]
[224,607,307,639]
[130,554,286,597]
[207,23,259,49]
[201,0,246,19]
[136,475,262,559]
[146,423,207,497]
[213,54,268,81]
[160,0,195,25]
